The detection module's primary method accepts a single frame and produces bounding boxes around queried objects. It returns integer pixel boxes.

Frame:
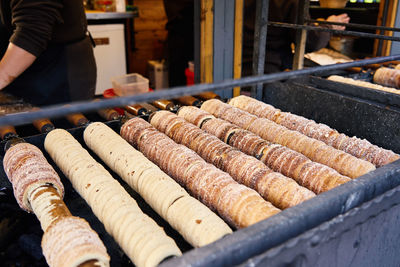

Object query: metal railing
[1,54,400,127]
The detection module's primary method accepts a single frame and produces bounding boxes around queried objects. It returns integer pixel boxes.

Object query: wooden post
[374,0,399,56]
[292,0,309,70]
[233,0,244,97]
[200,0,214,84]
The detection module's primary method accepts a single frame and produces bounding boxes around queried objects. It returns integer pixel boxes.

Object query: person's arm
[0,0,64,90]
[326,13,350,31]
[305,13,350,52]
[0,43,36,90]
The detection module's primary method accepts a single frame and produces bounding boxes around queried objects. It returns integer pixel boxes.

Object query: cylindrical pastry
[84,122,232,247]
[373,67,400,88]
[328,75,400,95]
[45,129,181,267]
[150,111,315,208]
[42,216,109,267]
[3,142,110,267]
[121,118,280,228]
[202,99,376,178]
[229,95,399,167]
[178,107,350,194]
[177,106,214,128]
[29,185,71,231]
[3,142,64,212]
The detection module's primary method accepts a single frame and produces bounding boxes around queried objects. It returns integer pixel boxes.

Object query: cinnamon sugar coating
[150,111,315,209]
[229,95,399,167]
[179,106,351,194]
[201,99,376,179]
[121,117,280,228]
[3,142,64,212]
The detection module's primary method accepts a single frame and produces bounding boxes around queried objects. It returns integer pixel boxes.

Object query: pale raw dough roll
[166,195,232,247]
[229,95,400,167]
[42,216,109,267]
[84,122,232,247]
[45,129,181,267]
[3,142,64,212]
[121,118,281,228]
[202,99,376,178]
[29,185,70,231]
[151,111,315,209]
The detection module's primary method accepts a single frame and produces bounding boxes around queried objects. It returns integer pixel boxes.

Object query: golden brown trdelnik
[229,95,399,167]
[121,117,280,228]
[152,110,316,208]
[374,67,400,89]
[201,99,376,179]
[178,106,351,194]
[3,143,64,212]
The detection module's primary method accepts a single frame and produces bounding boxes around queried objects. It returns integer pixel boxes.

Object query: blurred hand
[326,13,350,30]
[0,43,36,90]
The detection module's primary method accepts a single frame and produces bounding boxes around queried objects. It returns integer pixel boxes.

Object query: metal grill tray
[310,75,400,109]
[0,121,192,266]
[1,108,400,266]
[264,76,400,153]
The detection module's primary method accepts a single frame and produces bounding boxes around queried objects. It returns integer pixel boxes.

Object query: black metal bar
[292,0,309,71]
[251,0,269,100]
[213,0,234,99]
[269,22,400,42]
[306,19,400,33]
[2,55,400,127]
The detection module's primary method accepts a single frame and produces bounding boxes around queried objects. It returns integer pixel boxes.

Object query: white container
[87,24,127,95]
[112,73,149,96]
[115,0,126,12]
[147,60,169,90]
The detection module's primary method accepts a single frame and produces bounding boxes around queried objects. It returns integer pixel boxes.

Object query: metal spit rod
[268,22,400,42]
[306,20,400,33]
[1,54,400,127]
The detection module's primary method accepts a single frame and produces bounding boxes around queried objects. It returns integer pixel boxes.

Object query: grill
[1,60,400,266]
[1,92,400,266]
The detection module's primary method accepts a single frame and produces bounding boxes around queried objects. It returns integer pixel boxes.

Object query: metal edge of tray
[160,160,400,267]
[237,184,400,267]
[2,120,400,266]
[308,75,400,109]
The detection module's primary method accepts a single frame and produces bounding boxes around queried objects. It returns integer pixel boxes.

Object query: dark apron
[3,36,96,107]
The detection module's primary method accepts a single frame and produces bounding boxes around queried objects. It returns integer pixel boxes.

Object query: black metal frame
[268,22,400,42]
[2,54,400,127]
[251,0,270,99]
[2,1,400,266]
[250,0,400,98]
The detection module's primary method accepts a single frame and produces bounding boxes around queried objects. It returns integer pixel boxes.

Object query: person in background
[163,0,194,87]
[0,0,96,106]
[242,0,350,75]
